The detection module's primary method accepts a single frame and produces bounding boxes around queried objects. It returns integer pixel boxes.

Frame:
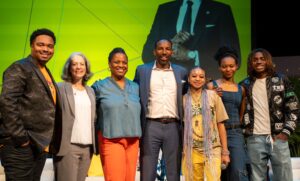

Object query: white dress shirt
[146,62,179,119]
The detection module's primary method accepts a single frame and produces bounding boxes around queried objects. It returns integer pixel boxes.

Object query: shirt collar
[152,61,173,71]
[182,0,201,5]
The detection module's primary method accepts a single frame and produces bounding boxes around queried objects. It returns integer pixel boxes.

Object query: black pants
[0,144,47,181]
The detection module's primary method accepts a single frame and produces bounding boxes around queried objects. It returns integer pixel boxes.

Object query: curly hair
[214,46,239,66]
[247,48,275,77]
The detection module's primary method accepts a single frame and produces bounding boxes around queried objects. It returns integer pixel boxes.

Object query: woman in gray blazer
[53,52,96,181]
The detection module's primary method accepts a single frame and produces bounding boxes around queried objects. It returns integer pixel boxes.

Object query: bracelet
[221,149,230,156]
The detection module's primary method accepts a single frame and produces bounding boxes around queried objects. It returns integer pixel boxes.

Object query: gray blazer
[133,62,188,132]
[55,82,96,156]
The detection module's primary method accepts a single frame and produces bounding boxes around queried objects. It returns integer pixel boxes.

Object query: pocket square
[181,80,186,83]
[206,24,215,28]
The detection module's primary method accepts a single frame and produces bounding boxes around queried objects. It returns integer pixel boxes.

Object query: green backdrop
[0,0,250,86]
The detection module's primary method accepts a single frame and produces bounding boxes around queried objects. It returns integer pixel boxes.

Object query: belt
[147,118,178,124]
[225,124,242,130]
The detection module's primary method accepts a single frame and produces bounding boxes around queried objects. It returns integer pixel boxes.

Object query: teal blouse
[92,77,142,138]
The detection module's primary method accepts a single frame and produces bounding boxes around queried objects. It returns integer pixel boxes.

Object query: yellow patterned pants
[182,147,221,181]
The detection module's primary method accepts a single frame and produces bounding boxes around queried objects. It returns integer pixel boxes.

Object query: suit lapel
[145,63,154,98]
[85,86,96,149]
[29,56,55,104]
[172,65,181,88]
[86,87,95,123]
[65,83,75,117]
[169,2,181,35]
[192,0,208,47]
[172,65,183,119]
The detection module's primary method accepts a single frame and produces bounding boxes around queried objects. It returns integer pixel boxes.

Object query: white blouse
[71,87,92,145]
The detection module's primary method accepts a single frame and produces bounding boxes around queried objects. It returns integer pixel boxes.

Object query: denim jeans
[246,135,292,181]
[222,128,249,181]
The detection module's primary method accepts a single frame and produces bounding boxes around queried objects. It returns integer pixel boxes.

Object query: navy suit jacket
[142,0,240,79]
[133,62,188,133]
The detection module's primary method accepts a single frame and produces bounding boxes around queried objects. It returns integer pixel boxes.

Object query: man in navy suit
[142,0,240,80]
[134,39,187,181]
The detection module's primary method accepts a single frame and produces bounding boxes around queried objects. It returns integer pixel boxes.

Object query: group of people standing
[0,28,299,181]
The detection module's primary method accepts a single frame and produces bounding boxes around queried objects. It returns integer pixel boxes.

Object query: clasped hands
[171,31,193,61]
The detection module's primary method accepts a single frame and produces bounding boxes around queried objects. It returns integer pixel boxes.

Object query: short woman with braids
[182,67,230,181]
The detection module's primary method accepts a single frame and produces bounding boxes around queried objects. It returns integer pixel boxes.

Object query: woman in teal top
[92,47,141,181]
